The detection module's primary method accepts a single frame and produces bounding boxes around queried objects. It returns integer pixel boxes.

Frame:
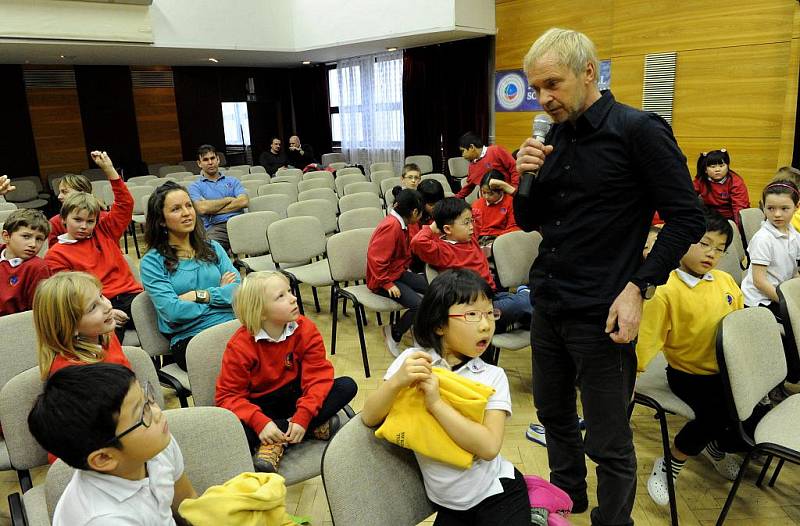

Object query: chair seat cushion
[241,255,278,272]
[285,259,332,287]
[342,284,404,312]
[0,438,9,470]
[635,362,695,420]
[754,394,800,450]
[22,484,49,526]
[492,330,530,351]
[161,363,191,390]
[14,199,49,209]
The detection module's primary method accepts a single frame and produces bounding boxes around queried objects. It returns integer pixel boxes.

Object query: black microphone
[517,114,553,199]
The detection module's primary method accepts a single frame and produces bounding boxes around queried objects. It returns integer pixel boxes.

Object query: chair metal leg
[654,409,680,526]
[353,301,371,377]
[360,304,368,327]
[17,469,32,493]
[330,287,339,355]
[768,457,785,487]
[755,455,773,487]
[291,277,305,316]
[311,286,321,312]
[8,492,27,526]
[376,312,383,326]
[716,451,753,525]
[132,224,141,258]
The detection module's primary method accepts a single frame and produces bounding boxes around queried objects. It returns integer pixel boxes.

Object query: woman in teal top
[140,181,240,369]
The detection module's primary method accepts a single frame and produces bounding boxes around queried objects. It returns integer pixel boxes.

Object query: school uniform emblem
[9,275,18,286]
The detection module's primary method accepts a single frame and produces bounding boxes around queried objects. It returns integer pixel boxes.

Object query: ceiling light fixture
[386,47,398,52]
[208,57,219,63]
[302,60,311,65]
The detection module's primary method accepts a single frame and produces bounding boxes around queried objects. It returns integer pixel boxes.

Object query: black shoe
[571,496,589,514]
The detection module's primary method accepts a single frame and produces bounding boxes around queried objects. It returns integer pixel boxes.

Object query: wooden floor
[2,279,799,525]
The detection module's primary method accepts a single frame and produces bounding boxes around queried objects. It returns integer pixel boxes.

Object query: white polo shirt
[741,220,800,306]
[53,435,184,526]
[384,348,515,510]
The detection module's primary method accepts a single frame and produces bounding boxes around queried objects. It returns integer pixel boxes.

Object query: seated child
[400,163,423,191]
[693,149,749,224]
[49,173,110,247]
[45,151,142,342]
[367,188,428,356]
[771,166,800,233]
[361,269,530,525]
[215,272,357,472]
[411,197,531,333]
[740,180,800,318]
[0,209,51,316]
[417,178,445,226]
[471,169,519,247]
[638,209,762,506]
[28,363,196,525]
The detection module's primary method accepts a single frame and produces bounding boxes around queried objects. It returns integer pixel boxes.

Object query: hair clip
[701,152,707,156]
[720,148,726,153]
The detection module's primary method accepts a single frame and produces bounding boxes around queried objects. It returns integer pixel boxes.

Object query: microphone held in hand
[517,114,553,199]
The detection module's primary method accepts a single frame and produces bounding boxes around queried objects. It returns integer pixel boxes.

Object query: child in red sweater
[472,170,520,247]
[456,132,519,199]
[215,272,357,472]
[45,151,142,342]
[0,209,51,317]
[411,197,532,334]
[694,149,750,225]
[48,173,110,248]
[367,188,428,356]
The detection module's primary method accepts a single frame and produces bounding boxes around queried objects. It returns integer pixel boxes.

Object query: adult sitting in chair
[287,135,316,170]
[188,144,249,252]
[140,181,240,371]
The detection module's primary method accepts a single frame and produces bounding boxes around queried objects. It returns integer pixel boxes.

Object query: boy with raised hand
[0,208,51,316]
[28,363,196,525]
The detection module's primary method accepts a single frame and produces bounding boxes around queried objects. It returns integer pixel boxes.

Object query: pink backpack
[524,475,573,526]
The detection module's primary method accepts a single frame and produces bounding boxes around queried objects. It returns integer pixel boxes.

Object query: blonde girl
[215,272,356,473]
[32,271,131,381]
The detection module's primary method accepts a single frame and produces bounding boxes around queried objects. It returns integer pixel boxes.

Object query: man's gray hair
[523,28,599,82]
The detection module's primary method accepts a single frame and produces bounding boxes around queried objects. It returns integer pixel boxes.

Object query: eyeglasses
[448,309,501,323]
[457,218,474,226]
[105,381,158,444]
[697,240,726,257]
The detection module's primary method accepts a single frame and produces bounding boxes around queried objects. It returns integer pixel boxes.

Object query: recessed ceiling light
[208,57,219,63]
[59,55,65,59]
[386,47,398,52]
[302,60,311,65]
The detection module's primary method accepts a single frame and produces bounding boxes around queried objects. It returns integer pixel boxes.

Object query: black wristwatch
[631,279,656,300]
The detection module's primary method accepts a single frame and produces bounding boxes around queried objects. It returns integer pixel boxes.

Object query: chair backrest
[716,249,743,286]
[298,178,334,193]
[447,156,469,179]
[186,320,242,407]
[739,208,765,247]
[272,173,302,186]
[335,173,367,196]
[339,192,382,214]
[248,194,291,218]
[275,167,303,179]
[258,182,298,202]
[230,164,251,172]
[0,310,39,390]
[227,211,279,256]
[321,152,346,166]
[129,186,152,215]
[124,255,141,284]
[404,155,433,174]
[326,228,374,282]
[169,171,194,181]
[241,173,270,184]
[421,173,451,192]
[268,216,326,264]
[338,208,384,232]
[185,319,241,407]
[130,292,171,357]
[179,160,202,174]
[288,199,338,235]
[464,185,480,204]
[5,180,39,202]
[158,165,186,177]
[0,346,162,474]
[336,167,363,177]
[492,230,542,288]
[240,180,263,197]
[81,168,107,181]
[0,209,15,223]
[0,202,17,211]
[343,181,380,197]
[298,188,339,212]
[717,307,785,422]
[384,188,396,209]
[727,219,746,266]
[302,170,335,185]
[90,180,111,198]
[149,162,168,175]
[778,278,800,383]
[127,175,157,186]
[45,405,253,520]
[369,170,395,188]
[369,162,393,175]
[380,177,402,195]
[249,165,267,174]
[322,414,434,526]
[329,162,348,171]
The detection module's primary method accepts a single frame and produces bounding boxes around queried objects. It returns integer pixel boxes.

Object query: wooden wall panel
[778,6,800,167]
[607,54,643,109]
[26,86,87,176]
[133,86,182,165]
[612,0,794,56]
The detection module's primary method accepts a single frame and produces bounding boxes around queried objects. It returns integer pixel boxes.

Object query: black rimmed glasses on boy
[106,381,158,444]
[448,309,501,323]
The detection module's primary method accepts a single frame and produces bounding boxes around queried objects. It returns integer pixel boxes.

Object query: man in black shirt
[514,29,704,526]
[287,135,317,170]
[259,138,288,175]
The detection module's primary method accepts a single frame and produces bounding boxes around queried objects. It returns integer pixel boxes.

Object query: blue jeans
[493,288,532,333]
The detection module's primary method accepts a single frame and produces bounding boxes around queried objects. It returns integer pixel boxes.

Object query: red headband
[765,182,799,197]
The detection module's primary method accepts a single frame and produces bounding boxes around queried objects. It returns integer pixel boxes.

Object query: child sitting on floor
[215,272,357,473]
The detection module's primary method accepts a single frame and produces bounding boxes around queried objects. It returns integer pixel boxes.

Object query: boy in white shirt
[28,363,196,526]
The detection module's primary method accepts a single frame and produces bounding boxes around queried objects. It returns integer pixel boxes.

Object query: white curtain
[336,50,404,173]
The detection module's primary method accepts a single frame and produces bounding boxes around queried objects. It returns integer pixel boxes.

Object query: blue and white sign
[494,61,612,112]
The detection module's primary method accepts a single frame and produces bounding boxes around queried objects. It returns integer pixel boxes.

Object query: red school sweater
[472,193,519,237]
[693,171,750,224]
[456,145,520,199]
[44,179,142,299]
[0,248,51,317]
[410,225,496,290]
[366,214,414,291]
[215,316,334,433]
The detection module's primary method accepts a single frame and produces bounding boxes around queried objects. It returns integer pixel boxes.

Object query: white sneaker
[701,449,741,481]
[647,457,672,507]
[382,325,400,357]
